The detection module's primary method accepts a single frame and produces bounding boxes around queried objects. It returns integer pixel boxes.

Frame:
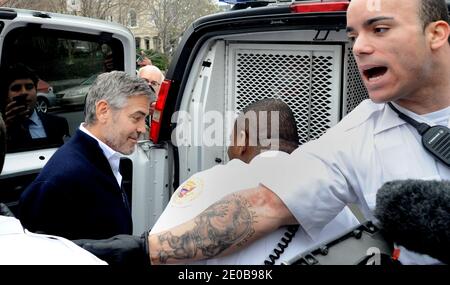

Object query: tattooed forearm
[154,193,257,264]
[156,231,197,264]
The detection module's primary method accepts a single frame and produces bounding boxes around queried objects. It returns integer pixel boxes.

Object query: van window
[0,27,125,153]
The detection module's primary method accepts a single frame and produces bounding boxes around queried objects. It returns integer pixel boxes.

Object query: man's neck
[395,86,450,115]
[395,50,450,115]
[83,123,103,142]
[80,123,118,158]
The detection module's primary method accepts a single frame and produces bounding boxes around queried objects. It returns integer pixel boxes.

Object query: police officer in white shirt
[0,212,107,265]
[151,98,359,265]
[146,0,450,265]
[0,116,106,265]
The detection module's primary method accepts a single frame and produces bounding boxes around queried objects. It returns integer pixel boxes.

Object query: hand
[73,231,150,266]
[3,100,29,129]
[0,203,15,217]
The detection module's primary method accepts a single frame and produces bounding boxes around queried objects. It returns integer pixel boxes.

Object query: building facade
[126,9,161,52]
[66,0,161,52]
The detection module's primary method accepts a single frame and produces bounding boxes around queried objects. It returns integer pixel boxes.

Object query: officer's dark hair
[419,0,450,43]
[419,0,449,27]
[239,98,299,154]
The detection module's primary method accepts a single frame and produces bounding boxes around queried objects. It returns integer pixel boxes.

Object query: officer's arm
[148,184,297,264]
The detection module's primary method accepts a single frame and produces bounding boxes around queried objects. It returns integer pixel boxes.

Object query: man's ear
[95,100,110,124]
[236,129,248,156]
[427,20,450,50]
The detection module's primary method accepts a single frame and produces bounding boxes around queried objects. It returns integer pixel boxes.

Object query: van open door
[0,8,170,235]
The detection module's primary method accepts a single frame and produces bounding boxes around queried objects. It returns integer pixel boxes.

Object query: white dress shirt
[151,156,359,265]
[0,216,106,265]
[258,99,449,264]
[79,123,122,187]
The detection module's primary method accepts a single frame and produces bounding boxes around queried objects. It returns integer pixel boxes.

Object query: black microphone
[374,179,450,264]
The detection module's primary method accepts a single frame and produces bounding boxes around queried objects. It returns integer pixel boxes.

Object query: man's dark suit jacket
[19,129,133,240]
[6,110,69,152]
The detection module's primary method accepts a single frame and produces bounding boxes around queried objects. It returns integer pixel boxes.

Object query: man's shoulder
[30,142,95,190]
[63,130,98,150]
[45,132,93,167]
[301,100,384,154]
[327,99,384,135]
[193,159,248,179]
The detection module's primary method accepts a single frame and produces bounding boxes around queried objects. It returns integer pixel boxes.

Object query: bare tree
[144,0,219,56]
[0,0,219,57]
[75,0,115,19]
[75,0,145,24]
[0,0,47,10]
[0,0,138,20]
[46,0,67,13]
[1,0,73,13]
[110,0,145,26]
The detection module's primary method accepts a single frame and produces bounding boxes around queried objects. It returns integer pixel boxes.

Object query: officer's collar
[373,103,409,135]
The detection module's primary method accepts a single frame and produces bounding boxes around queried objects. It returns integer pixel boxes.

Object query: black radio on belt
[388,103,450,167]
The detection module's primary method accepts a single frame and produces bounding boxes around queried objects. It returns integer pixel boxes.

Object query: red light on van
[150,79,172,143]
[290,1,349,13]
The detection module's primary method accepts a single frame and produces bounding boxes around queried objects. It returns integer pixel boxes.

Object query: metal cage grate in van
[231,45,340,145]
[343,45,369,115]
[231,44,368,145]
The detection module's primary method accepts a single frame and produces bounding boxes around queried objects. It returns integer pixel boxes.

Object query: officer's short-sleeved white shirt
[258,100,450,265]
[0,216,107,265]
[151,157,359,265]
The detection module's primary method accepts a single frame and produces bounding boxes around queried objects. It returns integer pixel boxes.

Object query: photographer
[0,63,69,152]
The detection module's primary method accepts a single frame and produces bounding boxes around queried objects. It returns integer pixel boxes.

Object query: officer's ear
[227,124,248,161]
[236,129,248,156]
[427,20,450,50]
[228,125,257,163]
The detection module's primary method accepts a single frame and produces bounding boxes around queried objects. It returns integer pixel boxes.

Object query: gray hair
[138,65,165,82]
[84,71,155,125]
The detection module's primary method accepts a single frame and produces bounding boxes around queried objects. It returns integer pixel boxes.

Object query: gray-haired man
[19,71,155,240]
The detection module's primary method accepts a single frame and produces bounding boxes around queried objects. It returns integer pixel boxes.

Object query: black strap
[264,225,299,265]
[387,102,450,167]
[387,103,430,135]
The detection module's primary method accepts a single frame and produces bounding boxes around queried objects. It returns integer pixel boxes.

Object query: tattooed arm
[148,184,297,264]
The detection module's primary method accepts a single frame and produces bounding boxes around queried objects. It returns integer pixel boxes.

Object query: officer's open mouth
[363,66,388,82]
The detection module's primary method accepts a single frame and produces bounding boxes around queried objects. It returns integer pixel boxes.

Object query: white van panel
[131,141,171,234]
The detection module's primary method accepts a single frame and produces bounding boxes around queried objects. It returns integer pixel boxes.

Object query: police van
[0,0,447,262]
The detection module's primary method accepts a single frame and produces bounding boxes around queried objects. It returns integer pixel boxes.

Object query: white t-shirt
[259,100,449,265]
[0,216,107,265]
[151,155,359,265]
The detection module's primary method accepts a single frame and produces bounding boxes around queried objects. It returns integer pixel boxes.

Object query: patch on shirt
[172,177,204,206]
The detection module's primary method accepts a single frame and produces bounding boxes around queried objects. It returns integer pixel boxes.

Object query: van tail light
[290,1,349,13]
[150,79,172,143]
